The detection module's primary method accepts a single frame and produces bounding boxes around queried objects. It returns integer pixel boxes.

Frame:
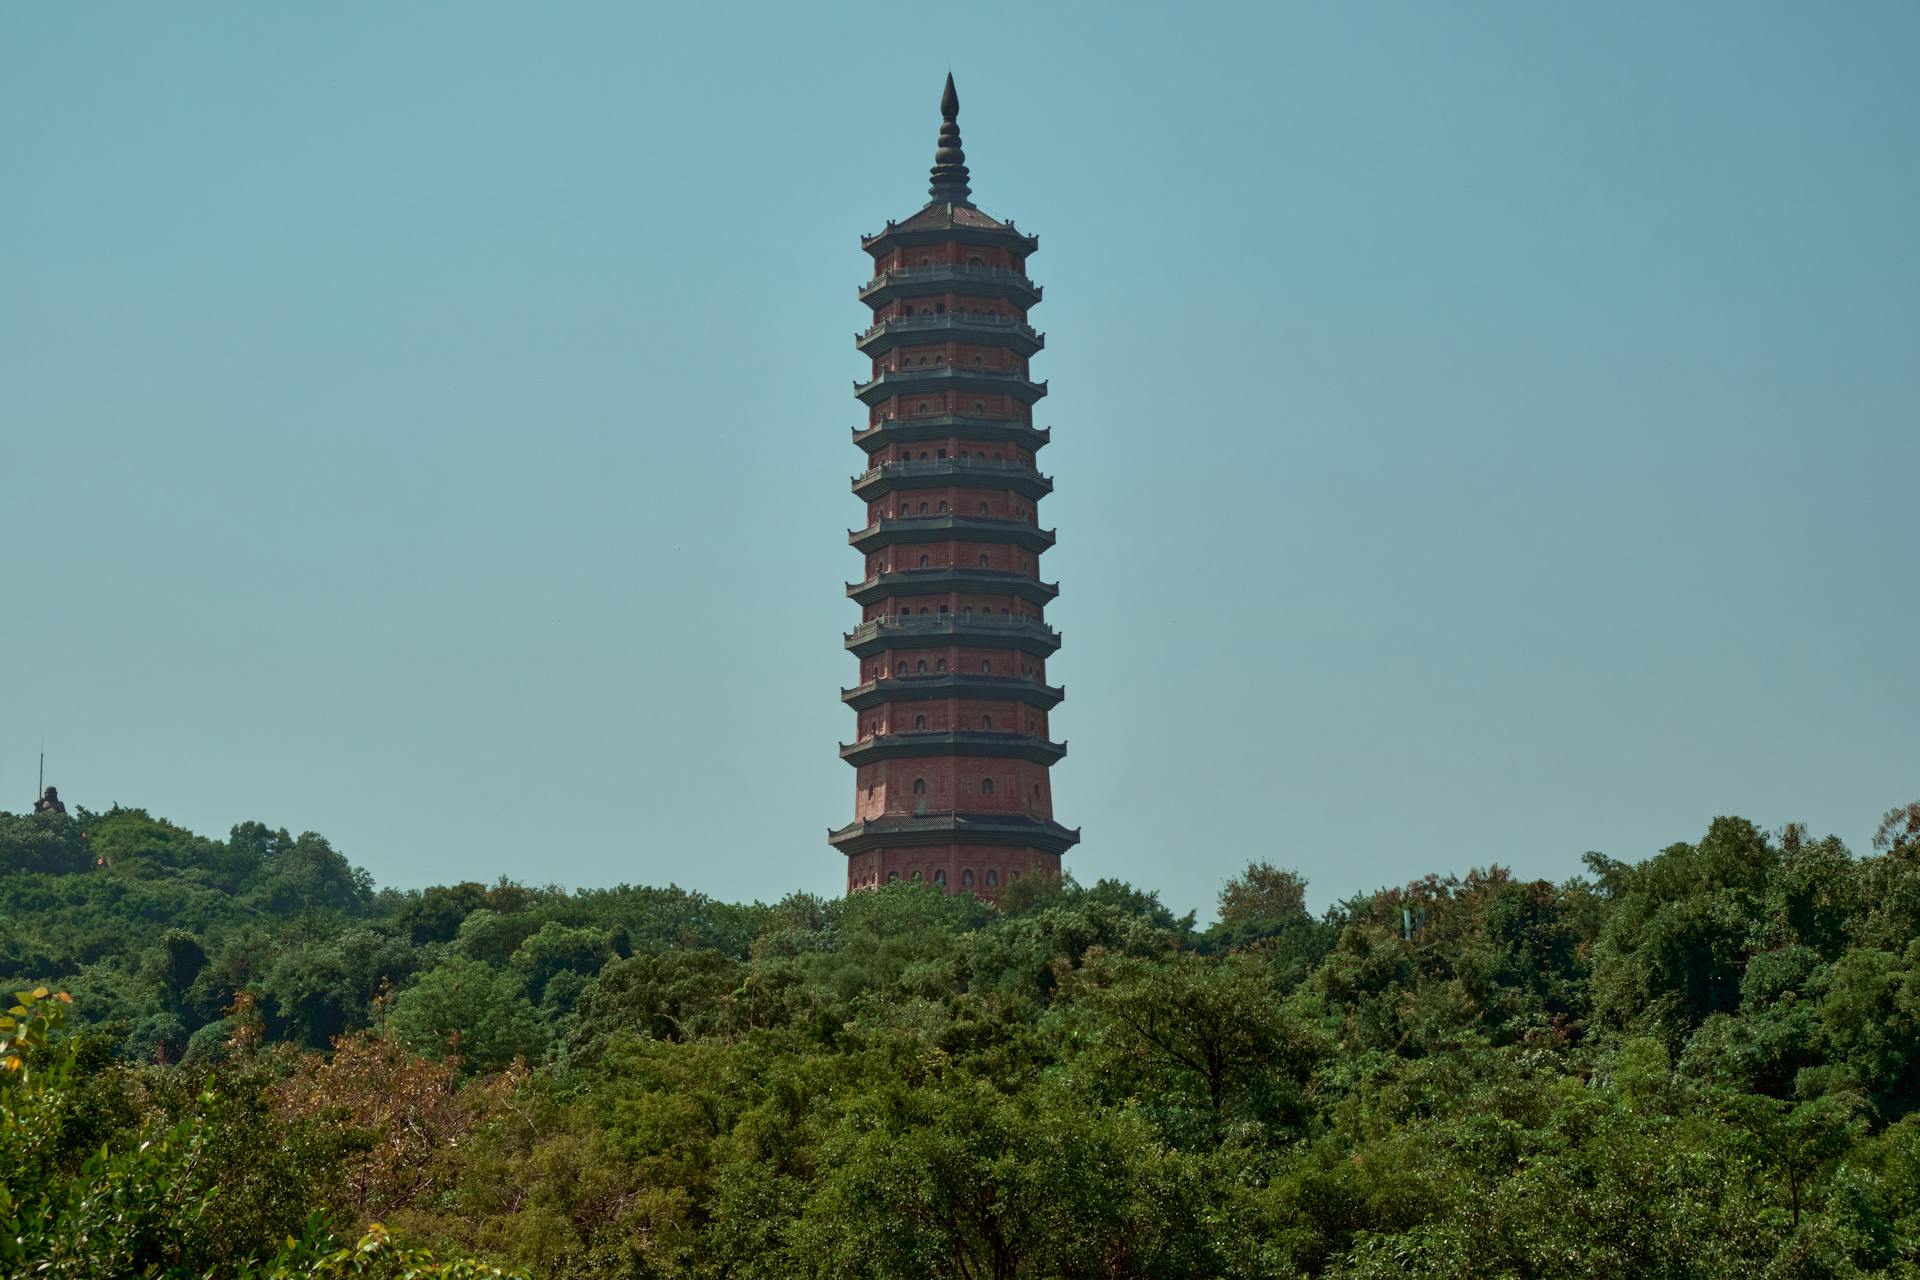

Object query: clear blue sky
[3,3,1915,919]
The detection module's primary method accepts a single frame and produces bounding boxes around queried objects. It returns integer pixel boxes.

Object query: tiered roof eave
[829,812,1081,856]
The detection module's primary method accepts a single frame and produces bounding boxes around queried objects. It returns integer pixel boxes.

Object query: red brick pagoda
[832,76,1079,900]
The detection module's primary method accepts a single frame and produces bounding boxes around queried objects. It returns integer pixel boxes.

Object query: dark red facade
[830,77,1079,900]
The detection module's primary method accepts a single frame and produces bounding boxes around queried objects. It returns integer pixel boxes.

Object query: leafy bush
[6,802,1920,1277]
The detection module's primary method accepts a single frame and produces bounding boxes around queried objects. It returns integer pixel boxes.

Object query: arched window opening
[888,870,901,882]
[968,256,984,267]
[979,502,990,514]
[986,870,999,888]
[914,715,926,731]
[981,778,995,795]
[934,302,946,314]
[919,502,929,515]
[918,401,930,414]
[911,869,923,882]
[896,661,908,677]
[982,716,993,730]
[916,660,928,673]
[935,658,948,672]
[962,606,973,619]
[913,778,927,795]
[981,660,991,673]
[962,869,975,887]
[934,869,947,887]
[938,501,948,513]
[919,554,931,567]
[980,554,991,568]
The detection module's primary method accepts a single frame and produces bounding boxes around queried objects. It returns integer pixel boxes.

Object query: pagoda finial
[928,72,972,206]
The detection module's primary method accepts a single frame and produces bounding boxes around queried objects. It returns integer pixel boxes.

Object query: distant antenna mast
[38,738,45,801]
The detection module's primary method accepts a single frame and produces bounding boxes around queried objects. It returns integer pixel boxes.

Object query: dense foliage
[4,801,1919,1278]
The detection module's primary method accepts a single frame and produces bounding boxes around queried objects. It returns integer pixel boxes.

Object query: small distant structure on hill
[28,779,101,864]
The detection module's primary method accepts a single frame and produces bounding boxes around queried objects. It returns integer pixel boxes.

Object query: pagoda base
[842,842,1061,901]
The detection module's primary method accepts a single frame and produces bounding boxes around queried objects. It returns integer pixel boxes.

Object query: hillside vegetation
[3,802,1919,1278]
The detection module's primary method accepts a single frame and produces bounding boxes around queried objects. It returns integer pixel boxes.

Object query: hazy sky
[3,3,1915,920]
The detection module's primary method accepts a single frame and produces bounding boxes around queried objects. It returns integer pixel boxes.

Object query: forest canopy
[3,801,1919,1278]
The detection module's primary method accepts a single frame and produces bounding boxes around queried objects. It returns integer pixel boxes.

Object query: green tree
[1065,950,1319,1148]
[388,957,545,1073]
[796,1076,1220,1280]
[391,882,490,945]
[0,811,92,876]
[1719,1091,1865,1230]
[1219,861,1308,926]
[508,922,612,1008]
[245,831,373,915]
[1818,941,1920,1119]
[567,947,744,1062]
[1591,819,1778,1043]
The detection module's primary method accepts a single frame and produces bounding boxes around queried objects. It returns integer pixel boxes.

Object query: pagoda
[831,76,1079,899]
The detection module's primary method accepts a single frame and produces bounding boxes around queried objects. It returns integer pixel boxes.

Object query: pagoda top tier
[861,76,1040,258]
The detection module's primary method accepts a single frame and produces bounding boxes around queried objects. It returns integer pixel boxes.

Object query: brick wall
[851,699,1048,738]
[845,845,1060,899]
[852,758,1055,819]
[869,243,1023,273]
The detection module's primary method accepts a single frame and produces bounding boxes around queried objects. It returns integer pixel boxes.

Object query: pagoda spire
[927,72,972,206]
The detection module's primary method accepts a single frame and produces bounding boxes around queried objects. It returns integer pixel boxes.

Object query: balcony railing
[837,730,1070,770]
[856,726,1041,739]
[859,312,1040,341]
[853,413,1049,436]
[850,670,1053,687]
[856,365,1035,389]
[839,671,1065,707]
[858,264,1042,300]
[854,513,1044,529]
[848,516,1055,554]
[853,457,1048,484]
[846,613,1056,640]
[848,566,1060,592]
[863,264,1035,286]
